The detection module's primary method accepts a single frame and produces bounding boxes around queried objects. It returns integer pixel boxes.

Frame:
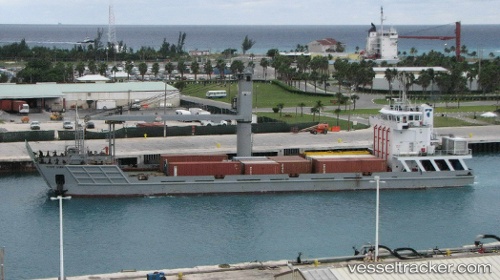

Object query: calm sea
[0,24,499,56]
[0,153,499,279]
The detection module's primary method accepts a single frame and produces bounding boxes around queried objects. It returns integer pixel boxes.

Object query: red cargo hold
[240,160,280,175]
[167,161,242,177]
[160,154,228,172]
[312,157,387,174]
[267,156,312,175]
[359,157,387,173]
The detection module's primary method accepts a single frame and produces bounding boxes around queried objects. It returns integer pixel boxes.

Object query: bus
[206,90,227,98]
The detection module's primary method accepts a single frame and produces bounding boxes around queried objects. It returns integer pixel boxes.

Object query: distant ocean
[1,24,500,56]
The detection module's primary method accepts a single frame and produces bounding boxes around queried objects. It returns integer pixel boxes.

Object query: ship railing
[393,148,472,157]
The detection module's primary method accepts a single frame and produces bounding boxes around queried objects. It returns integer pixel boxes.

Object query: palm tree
[177,60,187,79]
[88,60,97,74]
[191,61,200,81]
[165,62,174,80]
[242,35,256,55]
[276,103,285,117]
[350,94,360,110]
[125,60,134,80]
[384,68,398,96]
[334,108,341,126]
[204,60,213,80]
[260,58,269,81]
[416,70,431,96]
[310,107,319,122]
[98,62,107,76]
[152,62,160,78]
[138,62,148,81]
[335,92,344,109]
[298,102,306,116]
[230,60,245,75]
[314,100,324,121]
[216,59,226,80]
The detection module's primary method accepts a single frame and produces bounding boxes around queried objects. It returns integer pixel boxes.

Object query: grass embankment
[182,81,336,108]
[182,83,498,128]
[182,82,363,130]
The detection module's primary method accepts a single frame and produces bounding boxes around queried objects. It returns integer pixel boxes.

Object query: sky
[1,0,500,25]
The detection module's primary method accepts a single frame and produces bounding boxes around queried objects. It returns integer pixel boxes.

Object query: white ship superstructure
[364,7,399,61]
[370,93,471,175]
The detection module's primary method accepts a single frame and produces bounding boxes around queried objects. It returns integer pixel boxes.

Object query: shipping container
[268,156,312,175]
[168,161,242,177]
[358,157,387,173]
[312,157,387,174]
[0,100,29,114]
[240,160,280,175]
[160,154,228,173]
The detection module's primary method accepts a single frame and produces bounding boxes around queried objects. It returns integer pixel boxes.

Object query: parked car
[130,99,141,110]
[200,120,228,126]
[63,121,74,129]
[86,121,95,129]
[30,121,41,130]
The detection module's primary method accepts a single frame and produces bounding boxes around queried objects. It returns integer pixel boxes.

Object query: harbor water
[0,153,498,279]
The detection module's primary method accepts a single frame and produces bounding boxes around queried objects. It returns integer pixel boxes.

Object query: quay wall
[1,125,500,173]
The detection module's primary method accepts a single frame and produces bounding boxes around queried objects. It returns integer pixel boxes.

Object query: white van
[206,90,227,98]
[175,109,191,115]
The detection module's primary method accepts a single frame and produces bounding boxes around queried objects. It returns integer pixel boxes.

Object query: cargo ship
[26,69,474,197]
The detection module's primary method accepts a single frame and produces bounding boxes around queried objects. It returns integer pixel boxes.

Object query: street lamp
[163,81,167,138]
[369,176,385,262]
[50,195,71,280]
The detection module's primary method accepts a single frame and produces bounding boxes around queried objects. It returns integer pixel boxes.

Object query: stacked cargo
[168,161,242,177]
[268,156,312,175]
[160,154,228,173]
[239,159,280,175]
[358,157,387,173]
[312,157,387,174]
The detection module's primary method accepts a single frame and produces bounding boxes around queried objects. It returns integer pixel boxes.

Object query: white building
[307,38,342,53]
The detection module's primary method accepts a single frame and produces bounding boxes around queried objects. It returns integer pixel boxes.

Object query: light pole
[163,81,167,137]
[50,195,71,280]
[370,176,385,261]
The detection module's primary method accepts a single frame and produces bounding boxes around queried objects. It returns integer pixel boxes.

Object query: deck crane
[399,22,461,60]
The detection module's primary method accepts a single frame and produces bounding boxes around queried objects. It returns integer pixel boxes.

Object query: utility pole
[1,246,4,280]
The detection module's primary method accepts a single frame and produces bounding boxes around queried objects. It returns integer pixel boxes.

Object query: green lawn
[257,112,369,130]
[182,82,498,128]
[182,82,337,109]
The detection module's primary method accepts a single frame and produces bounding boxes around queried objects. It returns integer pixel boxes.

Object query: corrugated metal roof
[300,267,339,280]
[297,254,500,280]
[0,82,176,99]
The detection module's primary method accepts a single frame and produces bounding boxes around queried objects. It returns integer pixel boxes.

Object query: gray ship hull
[34,163,474,197]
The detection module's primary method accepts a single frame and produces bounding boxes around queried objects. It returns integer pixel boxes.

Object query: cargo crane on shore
[399,22,462,60]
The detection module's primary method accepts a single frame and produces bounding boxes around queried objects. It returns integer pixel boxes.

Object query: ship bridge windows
[449,159,465,170]
[435,159,450,171]
[421,160,436,171]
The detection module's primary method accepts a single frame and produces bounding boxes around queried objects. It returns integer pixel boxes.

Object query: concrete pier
[3,126,500,165]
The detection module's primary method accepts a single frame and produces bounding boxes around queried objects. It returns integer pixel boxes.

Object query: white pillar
[51,195,71,280]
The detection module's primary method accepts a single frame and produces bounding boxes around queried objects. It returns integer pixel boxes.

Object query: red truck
[0,100,30,114]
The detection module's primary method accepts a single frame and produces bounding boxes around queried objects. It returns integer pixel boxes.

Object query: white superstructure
[364,7,399,61]
[370,90,471,174]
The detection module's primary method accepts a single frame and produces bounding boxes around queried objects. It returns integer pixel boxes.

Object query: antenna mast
[108,0,117,49]
[380,6,385,35]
